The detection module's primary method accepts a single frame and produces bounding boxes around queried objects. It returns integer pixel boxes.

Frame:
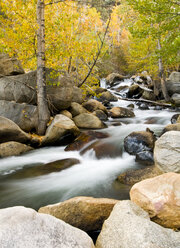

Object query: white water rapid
[0,84,179,210]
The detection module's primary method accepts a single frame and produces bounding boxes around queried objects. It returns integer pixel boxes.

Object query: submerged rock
[39,196,118,232]
[154,131,180,173]
[130,172,180,229]
[0,141,33,158]
[65,131,109,151]
[0,206,94,248]
[96,200,180,248]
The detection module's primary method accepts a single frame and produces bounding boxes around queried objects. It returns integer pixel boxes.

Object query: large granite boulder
[99,91,118,102]
[42,114,79,146]
[166,71,180,95]
[0,141,33,158]
[109,107,135,118]
[0,100,38,132]
[96,200,180,248]
[39,197,118,232]
[0,206,94,248]
[0,70,83,112]
[130,172,180,229]
[73,113,106,129]
[0,54,24,76]
[172,93,180,106]
[154,131,180,173]
[0,116,31,144]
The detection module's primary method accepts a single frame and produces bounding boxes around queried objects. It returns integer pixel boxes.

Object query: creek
[0,81,178,210]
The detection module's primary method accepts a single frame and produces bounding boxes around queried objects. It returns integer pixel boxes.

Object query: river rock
[171,114,180,124]
[154,131,180,173]
[99,91,118,102]
[106,73,127,87]
[0,53,24,76]
[65,131,109,151]
[109,107,135,118]
[95,87,107,94]
[135,151,154,165]
[124,130,156,155]
[163,123,180,133]
[60,110,72,119]
[93,110,108,121]
[138,103,149,110]
[0,116,31,144]
[127,84,143,98]
[96,200,180,248]
[0,100,38,132]
[39,196,118,232]
[0,141,33,158]
[166,71,180,95]
[69,102,88,117]
[130,172,180,229]
[73,113,106,129]
[142,90,156,101]
[42,114,80,146]
[117,166,162,186]
[172,93,180,106]
[80,140,122,159]
[0,206,94,248]
[83,99,108,114]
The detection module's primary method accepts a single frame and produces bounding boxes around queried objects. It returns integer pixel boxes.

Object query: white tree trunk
[37,0,50,135]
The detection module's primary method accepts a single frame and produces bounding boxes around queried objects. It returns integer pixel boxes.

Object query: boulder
[142,90,156,101]
[106,73,127,87]
[0,116,31,144]
[154,131,180,173]
[117,166,162,186]
[0,141,33,158]
[124,130,156,155]
[135,151,154,165]
[0,70,83,112]
[172,93,180,106]
[94,87,107,95]
[69,102,88,117]
[60,110,72,119]
[130,172,180,229]
[138,103,149,110]
[0,54,24,76]
[171,114,180,124]
[0,206,94,248]
[96,200,180,248]
[39,196,118,232]
[166,71,180,95]
[73,113,106,129]
[109,107,135,118]
[82,99,108,114]
[99,91,118,102]
[42,114,80,146]
[65,131,109,151]
[0,100,38,132]
[127,84,143,98]
[163,123,180,133]
[93,110,108,121]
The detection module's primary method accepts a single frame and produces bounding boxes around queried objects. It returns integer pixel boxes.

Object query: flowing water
[0,82,178,210]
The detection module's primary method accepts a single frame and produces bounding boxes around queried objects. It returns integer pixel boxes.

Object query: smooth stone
[69,102,88,117]
[0,53,24,76]
[109,107,135,118]
[0,141,33,158]
[73,113,106,129]
[82,99,108,114]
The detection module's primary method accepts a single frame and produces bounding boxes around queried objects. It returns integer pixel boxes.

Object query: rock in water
[42,114,80,146]
[0,206,95,248]
[154,131,180,173]
[73,113,106,129]
[96,200,180,248]
[0,142,33,158]
[130,172,180,229]
[39,197,118,232]
[109,107,135,118]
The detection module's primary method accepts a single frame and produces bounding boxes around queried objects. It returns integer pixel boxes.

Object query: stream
[0,81,178,210]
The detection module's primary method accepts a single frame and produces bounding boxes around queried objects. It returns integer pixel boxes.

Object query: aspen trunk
[37,0,50,135]
[157,39,170,102]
